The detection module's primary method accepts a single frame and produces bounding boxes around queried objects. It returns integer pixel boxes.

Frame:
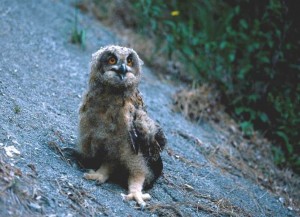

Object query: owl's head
[89,45,143,90]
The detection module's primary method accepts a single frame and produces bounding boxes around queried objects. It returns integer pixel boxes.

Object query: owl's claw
[83,169,108,184]
[121,191,151,208]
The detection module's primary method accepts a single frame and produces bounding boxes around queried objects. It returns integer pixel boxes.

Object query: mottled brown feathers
[75,45,166,207]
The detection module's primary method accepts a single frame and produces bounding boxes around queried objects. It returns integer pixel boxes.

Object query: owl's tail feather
[62,147,101,170]
[144,155,163,190]
[154,127,167,152]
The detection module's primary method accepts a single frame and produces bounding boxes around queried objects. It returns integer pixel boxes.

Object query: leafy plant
[14,105,21,114]
[70,9,86,48]
[127,0,300,172]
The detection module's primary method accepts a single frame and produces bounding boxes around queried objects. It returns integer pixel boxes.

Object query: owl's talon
[83,169,108,184]
[140,202,146,210]
[95,180,103,185]
[121,191,151,208]
[121,193,127,201]
[83,170,95,179]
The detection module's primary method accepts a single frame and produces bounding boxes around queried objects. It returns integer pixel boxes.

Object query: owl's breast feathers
[128,91,166,161]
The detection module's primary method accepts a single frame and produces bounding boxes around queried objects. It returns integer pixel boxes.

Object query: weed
[70,9,86,48]
[128,0,300,173]
[14,105,21,114]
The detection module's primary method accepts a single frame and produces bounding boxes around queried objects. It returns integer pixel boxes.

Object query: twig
[0,180,15,194]
[175,130,204,146]
[47,141,71,166]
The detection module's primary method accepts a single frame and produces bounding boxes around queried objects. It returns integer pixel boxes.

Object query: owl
[67,45,166,208]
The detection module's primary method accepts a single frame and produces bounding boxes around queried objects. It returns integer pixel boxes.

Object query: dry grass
[172,85,221,123]
[172,86,300,214]
[54,176,109,216]
[151,172,252,217]
[0,153,44,216]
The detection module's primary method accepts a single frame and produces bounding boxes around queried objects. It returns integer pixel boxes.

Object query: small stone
[279,197,285,204]
[4,146,20,157]
[29,202,42,211]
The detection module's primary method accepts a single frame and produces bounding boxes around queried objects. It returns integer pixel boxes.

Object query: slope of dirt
[0,0,297,216]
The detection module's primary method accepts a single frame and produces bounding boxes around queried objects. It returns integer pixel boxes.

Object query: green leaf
[240,121,253,136]
[260,56,270,64]
[229,53,235,62]
[235,107,245,115]
[239,19,248,29]
[220,41,227,49]
[248,94,259,102]
[183,46,194,57]
[164,20,176,30]
[272,146,285,165]
[276,131,290,147]
[259,112,269,123]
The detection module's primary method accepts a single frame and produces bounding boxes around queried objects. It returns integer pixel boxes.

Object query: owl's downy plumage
[73,45,166,207]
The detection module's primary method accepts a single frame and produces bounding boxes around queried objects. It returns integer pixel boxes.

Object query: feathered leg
[121,173,151,208]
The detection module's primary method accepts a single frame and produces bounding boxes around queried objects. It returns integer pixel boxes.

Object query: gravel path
[0,1,295,216]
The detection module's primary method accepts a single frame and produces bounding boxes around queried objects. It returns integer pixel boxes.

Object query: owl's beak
[117,64,128,80]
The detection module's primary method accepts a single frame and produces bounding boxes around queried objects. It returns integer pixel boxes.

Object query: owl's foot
[121,191,151,208]
[83,163,110,184]
[83,170,107,184]
[123,173,150,209]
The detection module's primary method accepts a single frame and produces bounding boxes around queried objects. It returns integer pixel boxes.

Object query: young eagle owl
[73,45,166,207]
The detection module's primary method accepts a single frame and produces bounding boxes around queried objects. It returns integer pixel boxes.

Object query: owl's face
[90,46,143,90]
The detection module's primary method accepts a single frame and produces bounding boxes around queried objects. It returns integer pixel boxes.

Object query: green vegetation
[70,9,86,48]
[86,0,299,172]
[125,0,299,172]
[14,105,21,114]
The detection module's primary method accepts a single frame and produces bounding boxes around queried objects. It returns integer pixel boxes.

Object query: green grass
[14,105,21,114]
[70,9,86,48]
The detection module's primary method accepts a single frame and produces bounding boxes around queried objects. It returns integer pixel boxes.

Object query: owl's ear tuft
[92,48,104,61]
[138,58,144,66]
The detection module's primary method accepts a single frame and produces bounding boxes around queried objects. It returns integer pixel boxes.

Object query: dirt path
[0,0,296,216]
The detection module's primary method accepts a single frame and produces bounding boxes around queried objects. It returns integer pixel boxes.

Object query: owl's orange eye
[127,57,133,67]
[108,57,117,65]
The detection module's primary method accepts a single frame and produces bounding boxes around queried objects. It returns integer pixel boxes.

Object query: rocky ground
[0,0,298,216]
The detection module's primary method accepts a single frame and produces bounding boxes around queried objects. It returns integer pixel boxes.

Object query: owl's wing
[128,124,140,154]
[130,110,166,160]
[147,124,166,160]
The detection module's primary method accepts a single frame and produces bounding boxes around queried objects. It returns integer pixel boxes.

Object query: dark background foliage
[119,0,299,172]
